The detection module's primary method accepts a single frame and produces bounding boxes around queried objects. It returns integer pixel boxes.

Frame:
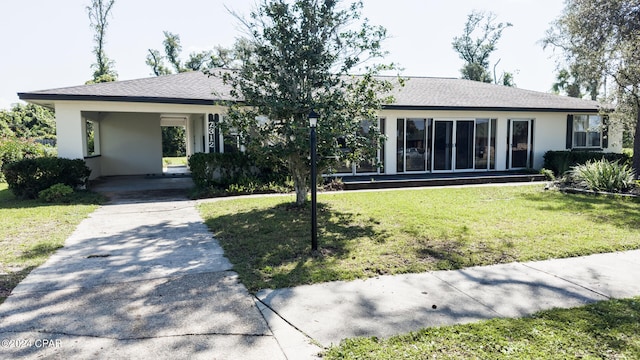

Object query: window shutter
[602,114,609,148]
[566,114,573,149]
[529,119,535,168]
[506,119,511,169]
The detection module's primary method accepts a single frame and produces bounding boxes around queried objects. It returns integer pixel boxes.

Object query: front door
[509,119,533,169]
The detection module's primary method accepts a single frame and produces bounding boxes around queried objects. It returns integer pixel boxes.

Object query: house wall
[100,112,162,176]
[55,103,85,159]
[189,114,205,154]
[51,99,622,180]
[83,156,102,179]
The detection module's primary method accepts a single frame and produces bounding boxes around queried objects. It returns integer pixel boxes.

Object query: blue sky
[0,0,566,110]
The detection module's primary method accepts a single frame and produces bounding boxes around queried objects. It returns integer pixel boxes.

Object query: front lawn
[0,183,102,303]
[163,156,188,166]
[324,297,640,359]
[198,184,640,292]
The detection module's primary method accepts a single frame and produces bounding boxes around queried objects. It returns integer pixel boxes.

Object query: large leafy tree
[86,0,117,84]
[146,31,238,76]
[0,104,55,139]
[452,10,513,84]
[543,0,640,175]
[222,0,399,205]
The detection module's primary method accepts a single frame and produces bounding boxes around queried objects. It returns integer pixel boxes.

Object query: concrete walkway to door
[0,176,319,359]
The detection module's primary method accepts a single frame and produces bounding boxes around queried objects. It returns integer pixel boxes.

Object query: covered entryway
[48,101,226,180]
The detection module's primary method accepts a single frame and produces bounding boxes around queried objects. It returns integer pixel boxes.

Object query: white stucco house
[18,70,619,181]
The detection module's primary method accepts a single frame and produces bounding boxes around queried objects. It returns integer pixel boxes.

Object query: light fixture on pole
[309,110,319,251]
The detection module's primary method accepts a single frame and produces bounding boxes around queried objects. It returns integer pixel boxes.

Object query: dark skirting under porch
[333,171,547,190]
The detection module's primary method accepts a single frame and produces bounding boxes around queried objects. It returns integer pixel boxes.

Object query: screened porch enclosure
[396,118,498,174]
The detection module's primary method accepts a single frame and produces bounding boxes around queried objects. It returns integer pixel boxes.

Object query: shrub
[539,168,555,181]
[3,157,91,199]
[543,150,631,176]
[0,137,53,182]
[38,183,74,203]
[568,159,636,193]
[189,152,288,189]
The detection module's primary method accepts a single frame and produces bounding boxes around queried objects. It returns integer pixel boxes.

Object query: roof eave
[382,104,602,113]
[17,93,222,106]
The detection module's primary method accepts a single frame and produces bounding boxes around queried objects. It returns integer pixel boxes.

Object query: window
[332,119,385,174]
[397,118,430,172]
[573,115,602,148]
[85,119,100,156]
[223,129,241,153]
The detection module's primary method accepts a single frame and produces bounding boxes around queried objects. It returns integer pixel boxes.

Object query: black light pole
[309,110,319,251]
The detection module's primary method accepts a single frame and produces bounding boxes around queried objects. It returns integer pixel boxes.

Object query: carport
[17,71,234,180]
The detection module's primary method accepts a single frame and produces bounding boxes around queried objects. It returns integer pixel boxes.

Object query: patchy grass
[198,185,640,292]
[163,156,188,166]
[0,183,103,303]
[324,297,640,359]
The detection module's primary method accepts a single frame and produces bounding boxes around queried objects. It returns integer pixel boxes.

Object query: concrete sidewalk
[257,250,640,348]
[0,196,319,359]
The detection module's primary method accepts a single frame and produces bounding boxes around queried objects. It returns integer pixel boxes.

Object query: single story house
[18,70,619,180]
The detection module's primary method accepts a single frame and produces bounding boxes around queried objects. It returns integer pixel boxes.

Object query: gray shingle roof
[19,71,234,105]
[19,70,601,112]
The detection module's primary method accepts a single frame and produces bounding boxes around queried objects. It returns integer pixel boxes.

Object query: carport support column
[55,103,85,159]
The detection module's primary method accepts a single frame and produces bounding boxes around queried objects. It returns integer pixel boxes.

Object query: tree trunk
[633,101,640,179]
[294,179,307,206]
[289,157,309,206]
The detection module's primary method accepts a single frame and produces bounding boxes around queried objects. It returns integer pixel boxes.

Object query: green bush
[543,150,631,176]
[0,138,53,182]
[569,159,636,193]
[189,152,288,188]
[3,157,91,199]
[38,183,74,203]
[539,168,555,181]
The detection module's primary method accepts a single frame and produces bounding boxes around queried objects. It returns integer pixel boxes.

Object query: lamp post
[309,110,319,251]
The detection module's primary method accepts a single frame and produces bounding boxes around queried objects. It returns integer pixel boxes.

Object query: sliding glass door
[433,120,453,171]
[455,120,475,170]
[475,119,497,170]
[433,119,496,172]
[397,118,429,172]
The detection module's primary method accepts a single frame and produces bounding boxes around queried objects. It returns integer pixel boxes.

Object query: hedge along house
[18,70,620,181]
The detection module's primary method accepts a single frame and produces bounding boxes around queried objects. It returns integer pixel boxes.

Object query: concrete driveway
[0,178,310,359]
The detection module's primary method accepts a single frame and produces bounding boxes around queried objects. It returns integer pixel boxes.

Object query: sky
[0,0,567,110]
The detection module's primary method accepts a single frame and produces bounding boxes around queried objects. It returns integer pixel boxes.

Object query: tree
[543,0,640,175]
[0,104,55,139]
[145,33,240,157]
[145,49,171,76]
[452,10,512,83]
[86,0,117,84]
[222,0,399,206]
[550,66,600,100]
[146,32,239,76]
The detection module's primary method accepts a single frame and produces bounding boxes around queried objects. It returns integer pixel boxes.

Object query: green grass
[324,297,640,359]
[163,156,188,166]
[198,185,640,292]
[0,183,103,303]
